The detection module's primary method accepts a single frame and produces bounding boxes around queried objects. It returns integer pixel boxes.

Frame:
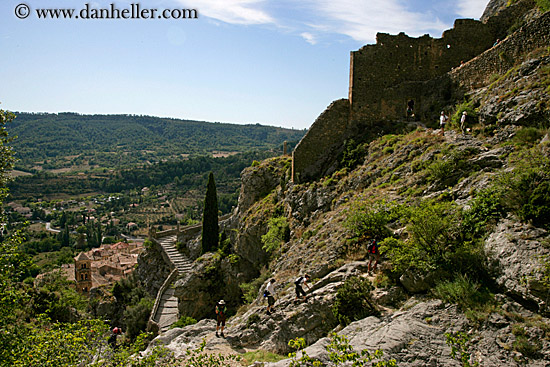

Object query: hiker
[265,278,276,314]
[215,299,227,337]
[439,111,448,135]
[367,239,380,273]
[460,111,468,134]
[108,326,122,349]
[294,274,310,301]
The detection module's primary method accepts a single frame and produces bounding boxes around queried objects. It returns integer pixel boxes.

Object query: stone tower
[74,252,92,294]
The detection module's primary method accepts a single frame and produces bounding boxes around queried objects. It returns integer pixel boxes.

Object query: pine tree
[201,172,219,254]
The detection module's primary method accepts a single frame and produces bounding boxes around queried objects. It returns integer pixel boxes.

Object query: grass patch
[240,350,287,365]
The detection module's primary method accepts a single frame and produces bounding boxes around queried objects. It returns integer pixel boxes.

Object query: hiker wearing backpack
[294,274,310,301]
[265,278,276,314]
[367,239,380,273]
[215,299,227,337]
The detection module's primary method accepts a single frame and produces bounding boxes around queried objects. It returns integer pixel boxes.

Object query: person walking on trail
[460,111,468,134]
[294,274,311,302]
[108,327,122,349]
[367,239,380,273]
[265,278,276,314]
[215,299,227,338]
[439,111,449,135]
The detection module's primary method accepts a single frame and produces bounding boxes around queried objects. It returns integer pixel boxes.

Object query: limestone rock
[485,218,550,311]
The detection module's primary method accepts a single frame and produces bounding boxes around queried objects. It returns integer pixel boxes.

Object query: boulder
[485,218,550,311]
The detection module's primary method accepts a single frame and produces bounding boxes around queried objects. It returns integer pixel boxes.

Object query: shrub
[344,200,396,242]
[514,127,543,145]
[451,100,478,129]
[499,150,550,227]
[239,269,271,304]
[341,139,366,169]
[288,333,397,367]
[332,276,378,326]
[462,188,505,239]
[261,216,290,254]
[123,296,154,341]
[432,275,492,311]
[426,148,478,186]
[171,315,197,329]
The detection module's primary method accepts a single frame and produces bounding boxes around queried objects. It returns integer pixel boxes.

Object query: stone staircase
[157,235,193,274]
[150,234,193,333]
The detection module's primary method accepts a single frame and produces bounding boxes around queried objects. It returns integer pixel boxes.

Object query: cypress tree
[201,172,219,253]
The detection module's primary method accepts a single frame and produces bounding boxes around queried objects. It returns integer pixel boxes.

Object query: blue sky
[0,0,490,129]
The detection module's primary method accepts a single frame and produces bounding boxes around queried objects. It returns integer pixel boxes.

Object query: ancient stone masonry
[348,19,494,124]
[292,99,350,183]
[291,0,544,183]
[450,10,550,92]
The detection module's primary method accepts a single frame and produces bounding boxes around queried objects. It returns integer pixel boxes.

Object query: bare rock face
[477,57,550,127]
[237,158,290,215]
[173,252,254,320]
[485,218,550,311]
[480,0,509,22]
[136,242,171,297]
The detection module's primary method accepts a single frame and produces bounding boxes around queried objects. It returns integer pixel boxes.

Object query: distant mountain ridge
[8,112,305,170]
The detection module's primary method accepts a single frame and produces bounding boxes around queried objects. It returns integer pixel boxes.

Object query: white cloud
[301,0,449,43]
[456,0,491,19]
[177,0,275,25]
[300,32,317,44]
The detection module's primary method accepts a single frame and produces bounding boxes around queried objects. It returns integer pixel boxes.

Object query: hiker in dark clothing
[108,327,122,349]
[294,274,310,301]
[216,299,227,337]
[367,239,380,273]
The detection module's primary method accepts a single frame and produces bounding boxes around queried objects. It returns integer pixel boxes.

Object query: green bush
[171,315,197,329]
[432,275,492,311]
[513,335,541,358]
[344,200,396,242]
[451,100,478,129]
[332,276,378,326]
[341,139,366,169]
[288,333,397,367]
[239,269,271,304]
[499,150,550,227]
[123,297,154,341]
[261,216,290,254]
[536,0,550,12]
[462,188,505,239]
[514,127,543,145]
[426,148,478,186]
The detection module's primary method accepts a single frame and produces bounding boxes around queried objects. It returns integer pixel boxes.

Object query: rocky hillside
[142,5,550,367]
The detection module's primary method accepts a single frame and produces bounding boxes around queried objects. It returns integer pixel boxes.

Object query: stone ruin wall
[291,0,543,183]
[450,10,550,91]
[291,99,350,183]
[348,19,494,125]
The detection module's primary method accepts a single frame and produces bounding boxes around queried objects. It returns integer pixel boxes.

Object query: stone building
[74,252,92,294]
[72,241,143,294]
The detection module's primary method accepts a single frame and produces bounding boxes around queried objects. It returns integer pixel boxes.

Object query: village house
[72,241,144,294]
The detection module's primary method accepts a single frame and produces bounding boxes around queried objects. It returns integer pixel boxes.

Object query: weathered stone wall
[290,0,541,183]
[451,10,550,91]
[291,99,350,183]
[348,19,494,124]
